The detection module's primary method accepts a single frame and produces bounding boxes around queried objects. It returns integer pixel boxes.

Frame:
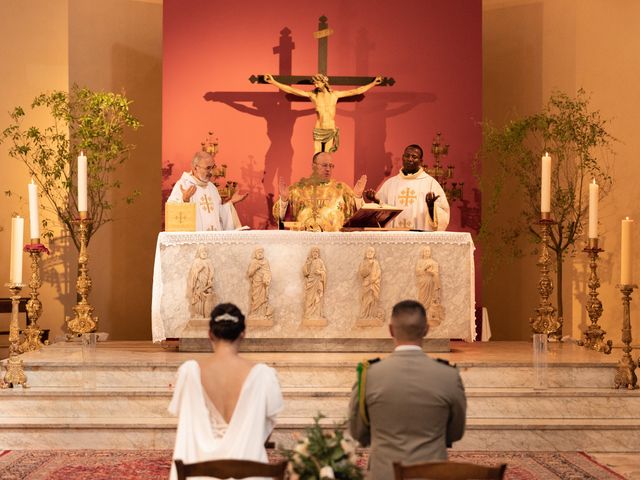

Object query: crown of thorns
[312,74,330,85]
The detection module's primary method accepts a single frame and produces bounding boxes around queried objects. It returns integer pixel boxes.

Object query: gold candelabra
[65,215,98,337]
[19,241,49,352]
[614,284,638,389]
[529,213,563,340]
[578,238,612,354]
[216,179,237,203]
[1,283,28,388]
[200,131,238,201]
[424,132,464,202]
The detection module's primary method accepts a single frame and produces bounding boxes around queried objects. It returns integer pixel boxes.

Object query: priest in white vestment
[169,303,283,480]
[167,151,246,231]
[368,144,450,231]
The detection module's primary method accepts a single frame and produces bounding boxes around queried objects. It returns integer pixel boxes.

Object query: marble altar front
[151,231,475,342]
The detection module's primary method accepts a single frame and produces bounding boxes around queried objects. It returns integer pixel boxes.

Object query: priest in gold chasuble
[273,152,365,232]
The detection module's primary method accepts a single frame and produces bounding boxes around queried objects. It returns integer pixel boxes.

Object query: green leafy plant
[477,89,615,322]
[1,85,141,250]
[283,415,363,480]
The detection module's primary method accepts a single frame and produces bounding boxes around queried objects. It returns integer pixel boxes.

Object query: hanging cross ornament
[251,16,395,153]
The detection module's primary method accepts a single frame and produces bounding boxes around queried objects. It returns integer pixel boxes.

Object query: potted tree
[2,85,141,250]
[477,89,615,338]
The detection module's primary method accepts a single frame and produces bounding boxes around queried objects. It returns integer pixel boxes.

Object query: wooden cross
[249,15,395,88]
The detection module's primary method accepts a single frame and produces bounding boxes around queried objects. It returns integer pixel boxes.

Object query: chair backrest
[393,461,507,480]
[174,459,287,480]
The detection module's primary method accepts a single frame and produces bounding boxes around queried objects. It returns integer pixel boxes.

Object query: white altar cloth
[152,231,476,342]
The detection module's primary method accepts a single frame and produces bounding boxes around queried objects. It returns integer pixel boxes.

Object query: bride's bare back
[198,355,256,424]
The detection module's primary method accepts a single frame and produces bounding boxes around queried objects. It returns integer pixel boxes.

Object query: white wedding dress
[168,360,284,480]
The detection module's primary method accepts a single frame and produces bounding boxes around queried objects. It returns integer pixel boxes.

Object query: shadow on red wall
[163,0,481,232]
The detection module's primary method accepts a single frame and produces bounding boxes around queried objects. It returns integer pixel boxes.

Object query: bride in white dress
[169,303,284,480]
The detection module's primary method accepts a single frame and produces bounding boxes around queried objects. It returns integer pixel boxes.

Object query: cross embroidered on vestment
[398,188,417,206]
[200,195,214,213]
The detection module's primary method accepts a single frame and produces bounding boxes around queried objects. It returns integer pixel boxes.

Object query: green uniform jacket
[348,349,466,480]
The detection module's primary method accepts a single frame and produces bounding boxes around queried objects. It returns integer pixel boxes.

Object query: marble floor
[590,453,640,479]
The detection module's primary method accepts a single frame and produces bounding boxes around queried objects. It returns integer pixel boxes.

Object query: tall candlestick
[28,179,40,241]
[588,179,599,239]
[621,217,634,285]
[9,216,24,284]
[78,151,88,213]
[541,152,551,213]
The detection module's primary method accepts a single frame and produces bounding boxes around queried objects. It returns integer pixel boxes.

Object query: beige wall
[0,1,70,344]
[68,0,163,340]
[0,0,162,344]
[482,0,640,342]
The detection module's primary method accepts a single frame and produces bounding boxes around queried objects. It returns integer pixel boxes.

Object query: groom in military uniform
[348,300,467,480]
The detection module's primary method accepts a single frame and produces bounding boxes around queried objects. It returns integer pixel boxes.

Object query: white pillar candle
[621,217,633,285]
[541,152,551,213]
[9,216,24,284]
[588,179,598,239]
[28,179,40,241]
[78,151,88,213]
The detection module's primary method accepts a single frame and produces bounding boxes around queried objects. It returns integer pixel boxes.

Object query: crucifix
[251,16,395,153]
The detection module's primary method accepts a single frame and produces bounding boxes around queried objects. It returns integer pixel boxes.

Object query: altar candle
[588,179,599,239]
[78,151,87,213]
[9,216,24,284]
[28,179,40,241]
[621,217,633,285]
[541,152,551,213]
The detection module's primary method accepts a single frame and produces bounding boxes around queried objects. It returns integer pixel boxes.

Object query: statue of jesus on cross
[264,73,382,153]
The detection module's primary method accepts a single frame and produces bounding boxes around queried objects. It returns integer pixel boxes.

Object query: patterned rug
[0,450,626,479]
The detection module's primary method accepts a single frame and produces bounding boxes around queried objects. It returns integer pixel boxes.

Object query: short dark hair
[209,303,246,341]
[405,144,424,159]
[391,300,428,340]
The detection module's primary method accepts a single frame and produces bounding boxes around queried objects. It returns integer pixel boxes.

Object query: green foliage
[1,85,141,250]
[282,415,363,480]
[477,89,615,316]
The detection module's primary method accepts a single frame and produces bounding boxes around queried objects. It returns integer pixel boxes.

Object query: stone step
[1,386,638,420]
[1,416,639,451]
[12,341,621,390]
[18,361,618,389]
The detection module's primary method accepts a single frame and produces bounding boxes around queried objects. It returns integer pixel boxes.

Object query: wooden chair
[174,459,287,480]
[393,461,507,480]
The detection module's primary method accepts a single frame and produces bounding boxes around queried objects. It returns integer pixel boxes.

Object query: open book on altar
[341,203,404,230]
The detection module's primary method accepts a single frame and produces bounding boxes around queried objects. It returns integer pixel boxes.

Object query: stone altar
[151,231,475,345]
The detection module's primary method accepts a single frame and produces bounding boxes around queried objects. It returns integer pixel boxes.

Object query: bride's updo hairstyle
[209,303,246,341]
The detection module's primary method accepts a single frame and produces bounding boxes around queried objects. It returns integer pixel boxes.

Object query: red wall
[163,0,481,232]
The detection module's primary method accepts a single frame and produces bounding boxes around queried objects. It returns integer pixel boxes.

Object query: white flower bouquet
[283,415,363,480]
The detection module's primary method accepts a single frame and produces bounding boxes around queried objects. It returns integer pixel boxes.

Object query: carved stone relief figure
[246,247,274,326]
[415,246,445,328]
[302,246,327,326]
[357,246,384,327]
[187,245,216,319]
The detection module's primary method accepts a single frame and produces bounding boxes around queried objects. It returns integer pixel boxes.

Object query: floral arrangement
[283,415,363,480]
